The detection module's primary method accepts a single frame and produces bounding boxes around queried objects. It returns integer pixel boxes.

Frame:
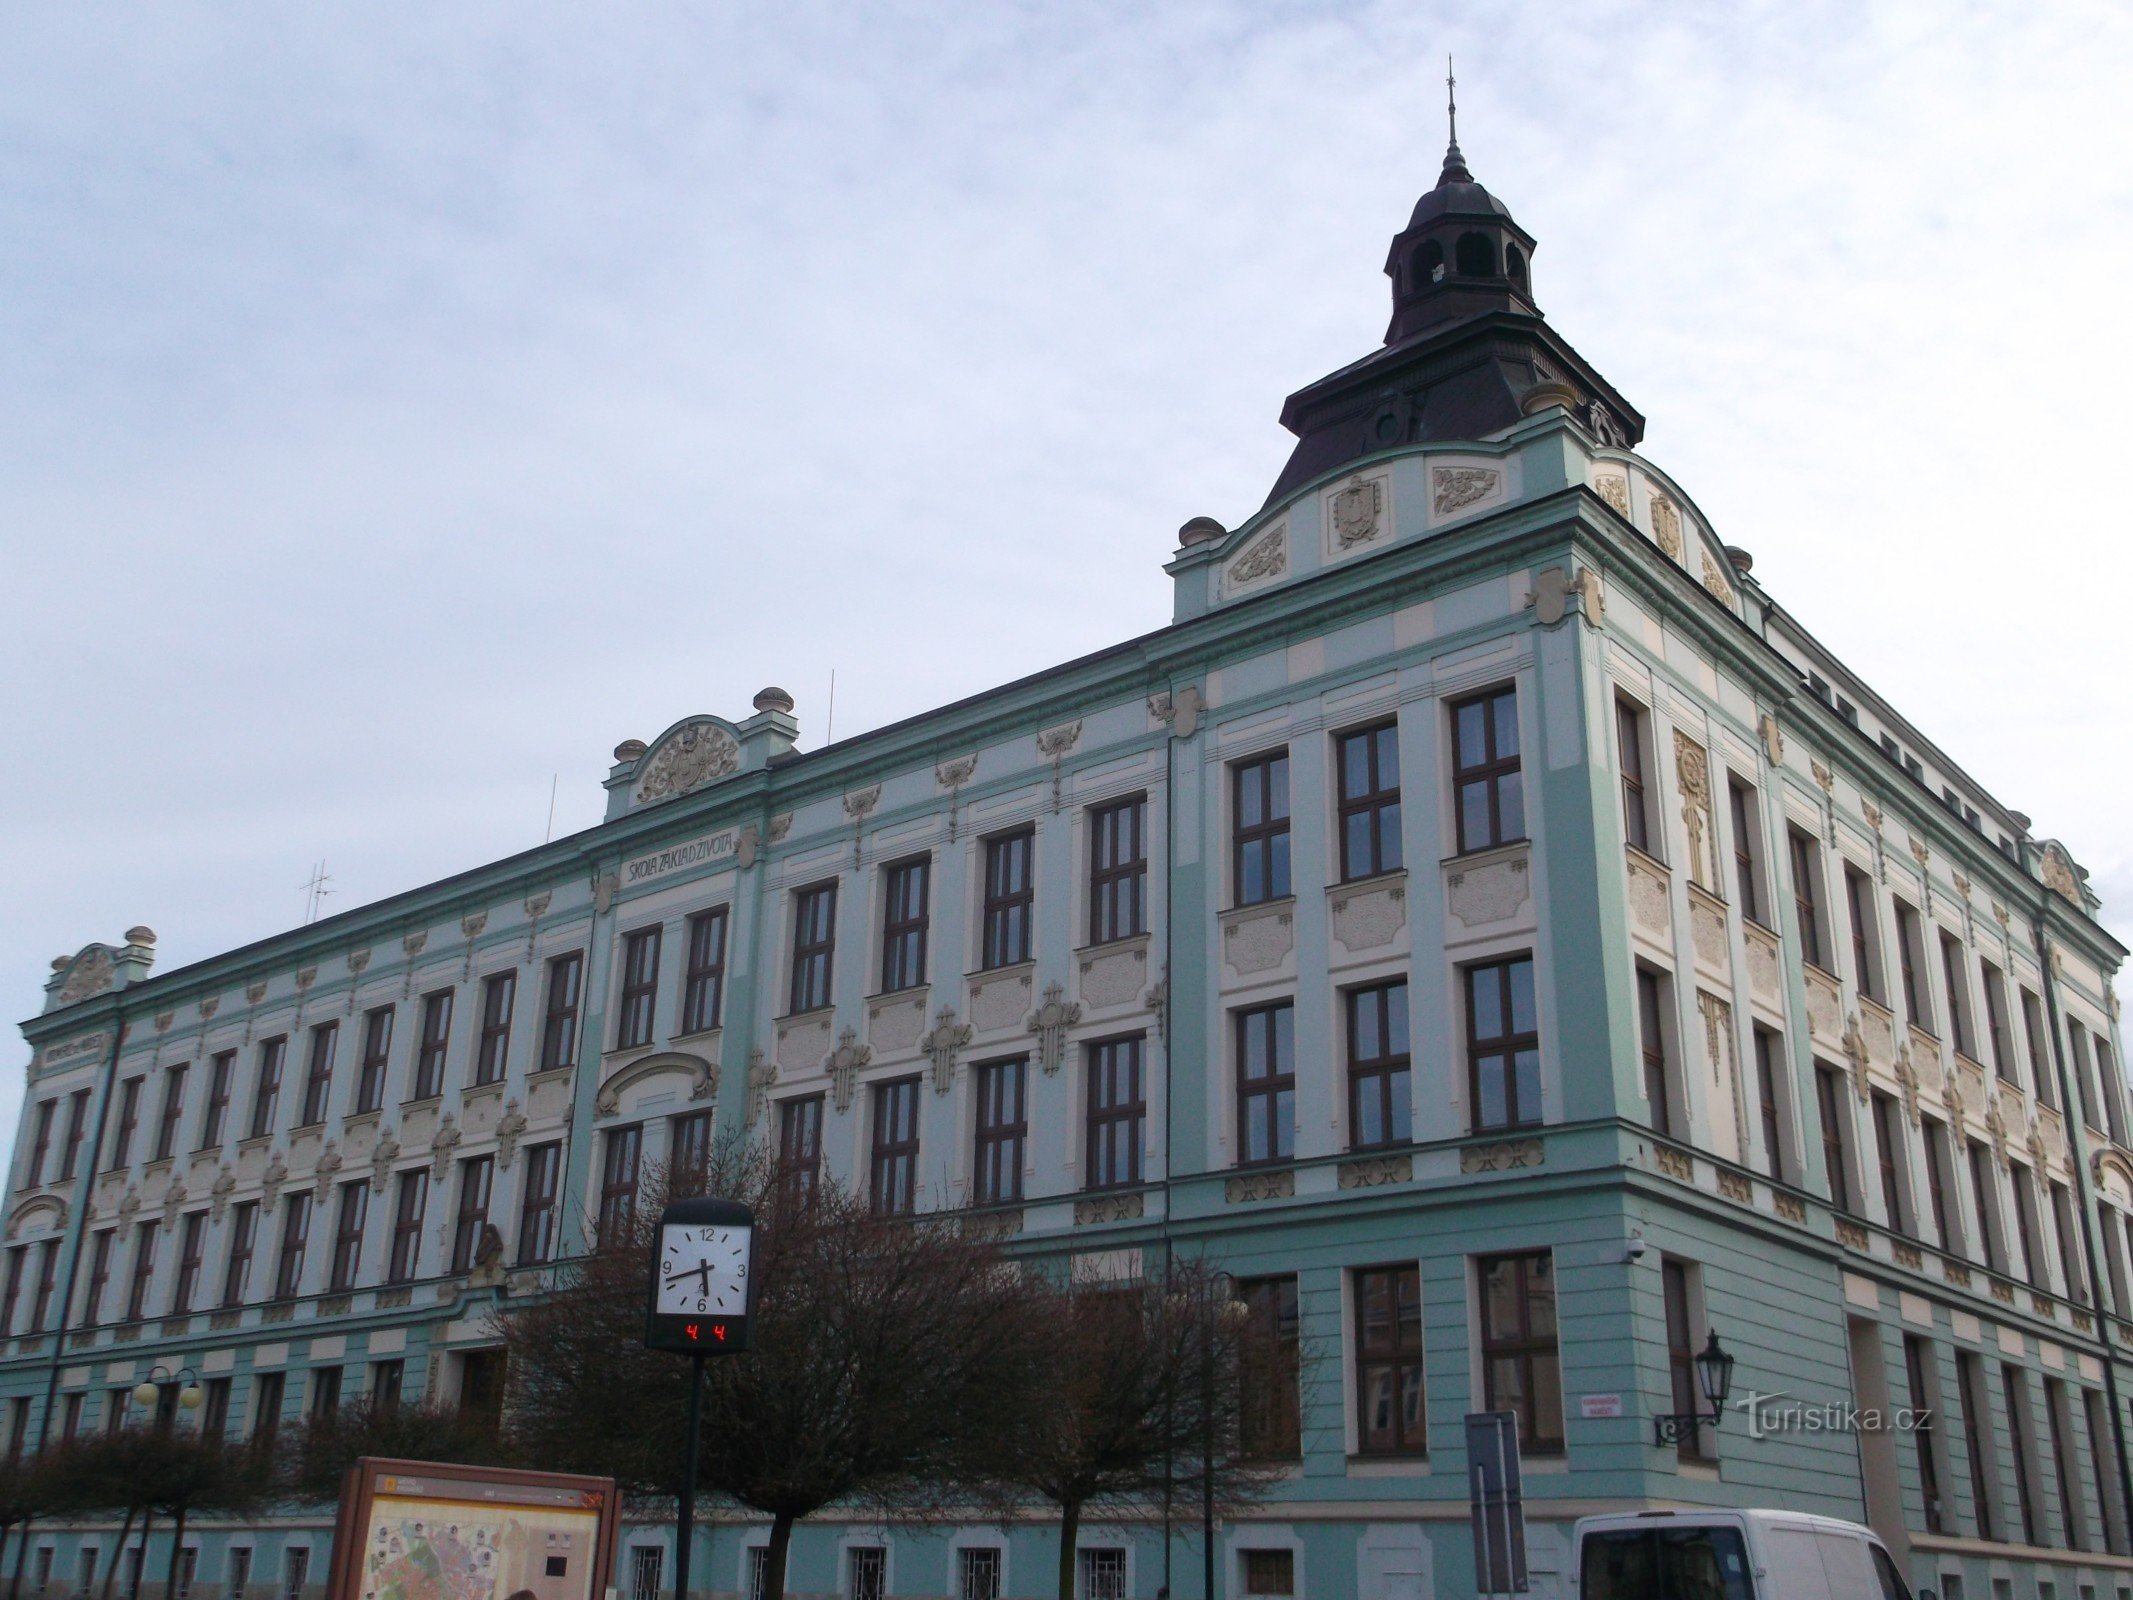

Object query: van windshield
[1581,1526,1755,1600]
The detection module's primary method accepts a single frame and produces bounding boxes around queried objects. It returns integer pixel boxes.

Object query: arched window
[1455,232,1497,277]
[1505,244,1528,291]
[1413,240,1445,289]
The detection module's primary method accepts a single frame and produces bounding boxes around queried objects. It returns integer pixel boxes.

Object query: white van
[1572,1508,1911,1600]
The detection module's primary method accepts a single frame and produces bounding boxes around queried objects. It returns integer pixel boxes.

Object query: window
[1088,796,1147,944]
[2098,1037,2128,1145]
[1753,1028,1788,1180]
[1237,1276,1301,1461]
[1968,1140,2004,1272]
[1788,830,1827,970]
[387,1172,427,1284]
[790,884,837,1011]
[370,1359,404,1411]
[1728,778,1766,923]
[76,1551,98,1600]
[618,929,662,1049]
[110,1077,142,1170]
[152,1066,188,1163]
[295,1025,334,1127]
[515,1143,561,1266]
[538,954,582,1071]
[26,1243,56,1333]
[2045,1378,2086,1550]
[199,1376,230,1442]
[1982,962,2017,1082]
[125,1221,157,1322]
[1347,983,1411,1150]
[2003,1364,2041,1545]
[1232,752,1291,906]
[1940,934,1976,1059]
[1450,688,1524,853]
[1638,969,1675,1139]
[329,1182,367,1293]
[172,1550,196,1600]
[1085,1038,1145,1189]
[879,861,929,994]
[2023,989,2055,1108]
[667,1109,713,1198]
[1922,1117,1960,1254]
[2070,1021,2104,1131]
[1479,1251,1562,1452]
[598,1126,642,1245]
[23,1099,54,1189]
[981,832,1034,969]
[309,1366,342,1422]
[2086,1387,2128,1554]
[413,991,453,1100]
[1235,1005,1295,1165]
[683,909,730,1033]
[280,1547,309,1600]
[973,1058,1027,1205]
[226,1549,252,1600]
[870,1077,922,1216]
[956,1548,1002,1600]
[1872,1092,1910,1233]
[1895,901,1931,1031]
[1662,1259,1714,1465]
[778,1097,824,1203]
[1844,867,1882,1003]
[59,1087,92,1176]
[1240,1551,1295,1597]
[2052,1181,2087,1304]
[450,1156,494,1274]
[1337,722,1403,881]
[221,1203,259,1307]
[1956,1352,1998,1538]
[475,973,514,1085]
[628,1548,663,1600]
[2010,1164,2045,1289]
[1815,1066,1852,1213]
[81,1229,115,1326]
[273,1193,311,1299]
[1616,700,1654,854]
[848,1547,886,1600]
[355,1007,393,1113]
[1077,1549,1124,1600]
[30,1547,50,1600]
[0,1250,23,1337]
[1467,957,1539,1132]
[247,1039,286,1141]
[1354,1265,1425,1455]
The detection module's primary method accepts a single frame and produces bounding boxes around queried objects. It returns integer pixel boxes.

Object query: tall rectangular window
[151,1068,187,1164]
[450,1156,494,1274]
[1872,1091,1910,1233]
[110,1077,143,1170]
[1957,1352,1998,1539]
[981,832,1034,970]
[973,1058,1027,1205]
[1337,722,1402,881]
[538,954,582,1071]
[1895,901,1931,1031]
[1845,867,1882,1003]
[329,1182,367,1293]
[682,909,730,1033]
[1085,1037,1145,1189]
[515,1143,561,1266]
[2023,990,2056,1109]
[299,1024,336,1126]
[1940,934,1975,1060]
[475,972,514,1085]
[1354,1265,1424,1455]
[1347,983,1411,1150]
[790,885,838,1011]
[273,1194,311,1299]
[1753,1028,1788,1180]
[1968,1140,2004,1272]
[598,1126,642,1246]
[0,1248,27,1337]
[955,1549,1001,1600]
[1904,1336,1948,1534]
[1638,969,1675,1139]
[356,1008,393,1114]
[618,928,662,1048]
[1236,1275,1301,1462]
[2070,1022,2103,1131]
[1450,688,1524,853]
[82,1229,114,1327]
[1663,1259,1710,1462]
[1815,1066,1852,1213]
[2010,1164,2045,1289]
[2087,1387,2129,1554]
[879,862,928,994]
[1728,778,1765,923]
[778,1097,824,1204]
[1088,796,1147,945]
[1235,1005,1295,1165]
[1789,830,1827,970]
[2044,1378,2086,1550]
[59,1088,92,1177]
[667,1109,713,1198]
[1922,1117,1960,1254]
[2002,1364,2041,1546]
[1480,1251,1562,1452]
[247,1040,286,1141]
[124,1221,158,1322]
[1232,752,1290,906]
[870,1077,922,1216]
[309,1366,343,1423]
[413,991,453,1100]
[2052,1181,2088,1304]
[198,1377,230,1442]
[2097,1038,2128,1146]
[387,1171,427,1284]
[1982,962,2017,1083]
[1467,957,1539,1132]
[221,1204,258,1307]
[1617,700,1653,855]
[28,1242,57,1333]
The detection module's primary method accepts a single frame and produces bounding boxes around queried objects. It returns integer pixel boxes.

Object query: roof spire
[1439,55,1472,185]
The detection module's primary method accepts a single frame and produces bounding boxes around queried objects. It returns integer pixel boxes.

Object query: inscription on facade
[620,829,738,888]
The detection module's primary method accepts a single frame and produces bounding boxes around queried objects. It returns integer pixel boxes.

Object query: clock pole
[674,1350,705,1600]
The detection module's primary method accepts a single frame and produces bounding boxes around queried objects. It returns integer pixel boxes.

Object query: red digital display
[679,1322,732,1345]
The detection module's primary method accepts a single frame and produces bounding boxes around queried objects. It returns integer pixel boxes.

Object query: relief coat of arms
[1331,477,1382,549]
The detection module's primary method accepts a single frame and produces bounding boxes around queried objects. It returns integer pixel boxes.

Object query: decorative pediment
[631,718,742,808]
[6,1194,67,1240]
[596,1052,720,1117]
[53,945,117,1008]
[2040,842,2086,908]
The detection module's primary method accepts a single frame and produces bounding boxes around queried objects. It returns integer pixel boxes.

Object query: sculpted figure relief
[634,720,741,805]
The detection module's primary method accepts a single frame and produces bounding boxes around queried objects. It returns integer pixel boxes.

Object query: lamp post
[130,1366,203,1422]
[1653,1331,1736,1450]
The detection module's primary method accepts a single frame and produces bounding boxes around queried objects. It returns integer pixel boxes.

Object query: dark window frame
[1235,1004,1296,1166]
[789,884,838,1013]
[1088,795,1148,946]
[109,1078,143,1171]
[870,1076,922,1217]
[299,1023,336,1127]
[777,1096,825,1204]
[151,1066,188,1164]
[538,953,583,1072]
[1663,1258,1710,1462]
[272,1193,310,1301]
[1728,777,1765,924]
[474,971,515,1086]
[1816,1065,1853,1214]
[668,1110,713,1198]
[1232,751,1291,908]
[515,1142,561,1266]
[1237,1275,1302,1462]
[449,1155,495,1274]
[124,1221,158,1323]
[1788,829,1827,972]
[1084,1036,1146,1191]
[1353,1264,1425,1457]
[1466,956,1540,1133]
[1336,722,1403,883]
[412,991,453,1102]
[59,1088,92,1178]
[356,1008,394,1115]
[1478,1250,1563,1454]
[1753,1027,1788,1181]
[1346,982,1412,1152]
[329,1181,368,1293]
[1845,866,1882,1003]
[682,909,730,1034]
[598,1125,642,1247]
[879,861,929,995]
[171,1211,207,1318]
[1616,699,1653,855]
[247,1040,287,1143]
[1638,968,1675,1140]
[220,1203,258,1308]
[1449,686,1524,855]
[980,831,1035,970]
[386,1171,427,1284]
[617,928,663,1050]
[973,1057,1027,1205]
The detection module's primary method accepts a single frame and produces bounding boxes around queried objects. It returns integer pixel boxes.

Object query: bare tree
[280,1395,504,1506]
[497,1153,1037,1600]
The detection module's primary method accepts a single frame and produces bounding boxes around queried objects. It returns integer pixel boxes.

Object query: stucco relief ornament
[494,1100,528,1170]
[923,1008,974,1095]
[117,1187,141,1224]
[313,1141,342,1201]
[210,1164,236,1222]
[1842,1016,1871,1105]
[1148,685,1204,739]
[1028,982,1083,1076]
[245,979,267,1005]
[827,1029,872,1114]
[746,1050,776,1128]
[634,720,741,805]
[935,754,979,790]
[2040,843,2084,906]
[429,1115,462,1181]
[1672,733,1712,886]
[1894,1044,1920,1125]
[843,785,882,820]
[1757,714,1784,768]
[56,947,115,1007]
[154,1012,174,1034]
[1648,496,1683,559]
[369,1134,399,1194]
[1432,466,1500,515]
[1331,475,1383,548]
[1586,399,1625,447]
[261,1155,288,1212]
[1700,552,1734,604]
[1985,1097,2009,1164]
[767,812,794,844]
[1226,527,1286,587]
[1594,472,1630,517]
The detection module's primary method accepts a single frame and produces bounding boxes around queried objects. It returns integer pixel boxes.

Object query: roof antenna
[1440,54,1471,183]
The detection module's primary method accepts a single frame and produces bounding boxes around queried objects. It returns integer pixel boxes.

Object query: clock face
[655,1222,751,1317]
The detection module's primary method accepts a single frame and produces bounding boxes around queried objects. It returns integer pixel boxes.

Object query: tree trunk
[162,1508,188,1600]
[98,1509,135,1600]
[8,1514,31,1600]
[0,1523,13,1600]
[1055,1500,1080,1600]
[761,1515,794,1600]
[132,1510,155,1600]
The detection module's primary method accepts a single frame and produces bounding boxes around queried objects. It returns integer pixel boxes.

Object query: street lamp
[131,1365,203,1413]
[1653,1331,1735,1450]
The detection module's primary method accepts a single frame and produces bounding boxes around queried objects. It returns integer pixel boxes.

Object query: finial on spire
[1438,55,1472,186]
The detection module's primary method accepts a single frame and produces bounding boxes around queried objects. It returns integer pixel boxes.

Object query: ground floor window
[1078,1549,1126,1600]
[1241,1549,1295,1595]
[956,1547,1002,1600]
[745,1548,766,1600]
[225,1548,252,1600]
[627,1547,662,1600]
[172,1549,198,1600]
[847,1547,886,1600]
[29,1547,50,1600]
[279,1548,309,1600]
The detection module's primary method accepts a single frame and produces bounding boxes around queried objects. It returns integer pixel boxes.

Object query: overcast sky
[5,1,2131,1149]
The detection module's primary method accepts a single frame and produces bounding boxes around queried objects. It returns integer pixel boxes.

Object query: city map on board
[362,1498,600,1600]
